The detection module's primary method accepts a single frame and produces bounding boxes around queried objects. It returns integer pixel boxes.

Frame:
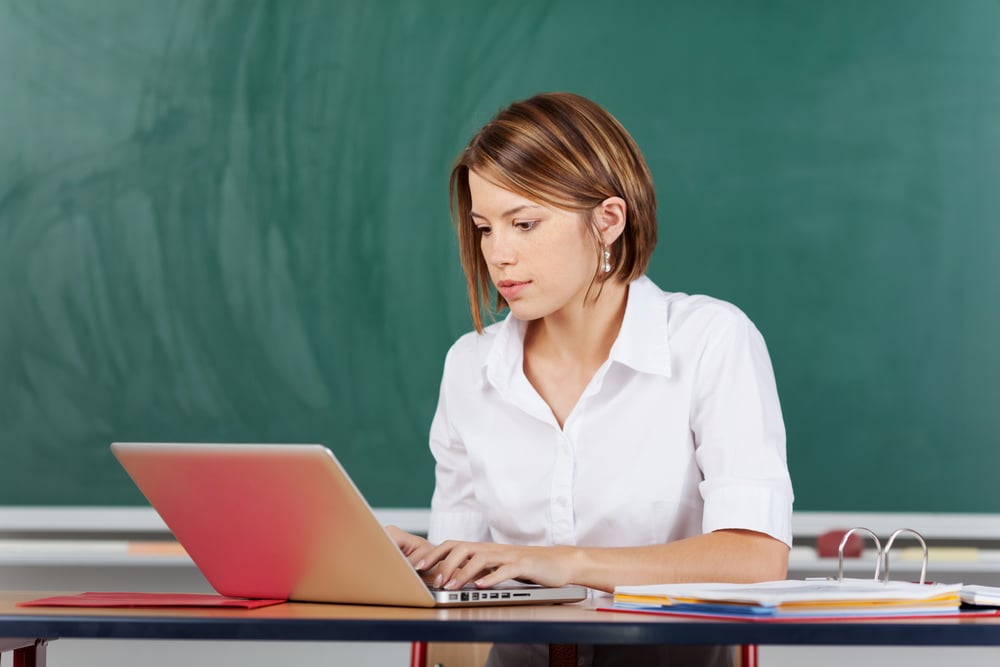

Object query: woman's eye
[476,225,492,236]
[514,220,538,231]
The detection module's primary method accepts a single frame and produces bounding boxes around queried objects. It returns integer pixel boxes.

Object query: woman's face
[468,170,601,322]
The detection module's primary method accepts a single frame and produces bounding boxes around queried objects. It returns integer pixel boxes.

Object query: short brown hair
[449,92,657,332]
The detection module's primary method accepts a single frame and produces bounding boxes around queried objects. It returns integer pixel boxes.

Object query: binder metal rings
[836,527,928,585]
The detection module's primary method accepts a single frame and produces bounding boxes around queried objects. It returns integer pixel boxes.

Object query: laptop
[110,442,588,608]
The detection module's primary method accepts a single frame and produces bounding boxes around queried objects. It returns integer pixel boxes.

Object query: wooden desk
[3,591,1000,667]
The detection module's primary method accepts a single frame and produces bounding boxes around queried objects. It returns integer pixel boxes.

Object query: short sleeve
[689,306,794,546]
[427,348,491,544]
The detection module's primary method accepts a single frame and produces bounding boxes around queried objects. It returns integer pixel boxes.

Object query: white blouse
[427,275,793,550]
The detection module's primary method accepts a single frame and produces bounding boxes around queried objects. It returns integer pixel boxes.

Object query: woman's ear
[597,196,627,246]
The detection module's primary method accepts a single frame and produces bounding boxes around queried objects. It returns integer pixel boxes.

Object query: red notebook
[18,592,285,609]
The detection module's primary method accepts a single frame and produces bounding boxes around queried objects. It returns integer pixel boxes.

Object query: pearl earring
[603,246,611,273]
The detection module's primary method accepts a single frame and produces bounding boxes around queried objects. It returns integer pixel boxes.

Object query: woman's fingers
[384,526,435,567]
[413,540,487,588]
[411,541,573,590]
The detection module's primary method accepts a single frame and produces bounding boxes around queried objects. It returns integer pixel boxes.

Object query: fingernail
[415,560,425,571]
[444,579,457,590]
[434,573,443,587]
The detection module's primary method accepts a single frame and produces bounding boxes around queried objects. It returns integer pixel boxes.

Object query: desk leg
[548,643,577,667]
[12,639,48,667]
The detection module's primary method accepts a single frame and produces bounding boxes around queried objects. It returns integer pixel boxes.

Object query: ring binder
[607,526,1000,620]
[836,527,928,585]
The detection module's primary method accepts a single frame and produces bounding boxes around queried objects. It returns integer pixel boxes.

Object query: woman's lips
[496,280,530,300]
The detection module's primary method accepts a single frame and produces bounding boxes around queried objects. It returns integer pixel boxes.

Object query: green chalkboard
[2,1,999,512]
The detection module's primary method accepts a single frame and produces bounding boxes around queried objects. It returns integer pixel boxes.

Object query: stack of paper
[613,579,965,619]
[961,585,1000,607]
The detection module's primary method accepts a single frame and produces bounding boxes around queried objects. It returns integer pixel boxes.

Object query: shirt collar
[482,275,673,391]
[482,312,527,392]
[609,275,673,378]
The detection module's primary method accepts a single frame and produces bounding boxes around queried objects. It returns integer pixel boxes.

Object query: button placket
[549,425,577,545]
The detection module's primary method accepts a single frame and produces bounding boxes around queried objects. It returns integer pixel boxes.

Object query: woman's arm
[414,528,788,593]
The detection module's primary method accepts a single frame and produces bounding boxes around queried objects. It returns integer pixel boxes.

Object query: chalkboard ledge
[790,512,1000,541]
[0,507,430,537]
[1,508,998,542]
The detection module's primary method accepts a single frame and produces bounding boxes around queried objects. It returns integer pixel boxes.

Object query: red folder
[18,592,285,609]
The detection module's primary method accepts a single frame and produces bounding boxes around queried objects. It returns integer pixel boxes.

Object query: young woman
[389,92,793,666]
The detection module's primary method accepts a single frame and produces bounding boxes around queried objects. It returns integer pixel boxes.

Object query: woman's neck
[524,280,629,368]
[521,280,629,428]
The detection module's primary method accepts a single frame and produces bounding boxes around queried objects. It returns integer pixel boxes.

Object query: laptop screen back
[111,442,437,606]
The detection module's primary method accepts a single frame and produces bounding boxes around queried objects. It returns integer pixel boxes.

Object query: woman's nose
[482,232,515,267]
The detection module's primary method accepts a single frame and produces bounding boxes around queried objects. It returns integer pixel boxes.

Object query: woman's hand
[418,540,578,590]
[384,525,436,568]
